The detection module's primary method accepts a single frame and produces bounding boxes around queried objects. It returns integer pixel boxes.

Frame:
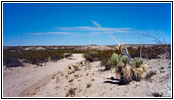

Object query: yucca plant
[121,55,129,66]
[119,55,132,84]
[110,53,121,66]
[132,58,144,68]
[120,64,133,84]
[131,58,147,81]
[110,53,121,79]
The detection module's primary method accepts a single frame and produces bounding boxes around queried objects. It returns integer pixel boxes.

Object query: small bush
[4,58,23,67]
[83,51,99,62]
[104,60,113,70]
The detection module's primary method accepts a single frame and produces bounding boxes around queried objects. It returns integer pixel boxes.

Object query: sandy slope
[31,59,171,97]
[3,54,84,97]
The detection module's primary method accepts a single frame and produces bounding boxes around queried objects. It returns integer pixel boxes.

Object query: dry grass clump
[86,83,91,88]
[72,65,80,71]
[66,88,76,97]
[74,74,79,78]
[145,71,157,81]
[152,92,163,97]
[69,79,74,83]
[120,65,133,84]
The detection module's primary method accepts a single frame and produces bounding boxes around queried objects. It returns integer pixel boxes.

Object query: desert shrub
[127,47,140,58]
[141,46,159,59]
[83,50,99,62]
[3,49,71,67]
[83,50,116,70]
[3,50,23,67]
[104,60,113,70]
[98,50,114,70]
[127,45,171,59]
[4,57,23,67]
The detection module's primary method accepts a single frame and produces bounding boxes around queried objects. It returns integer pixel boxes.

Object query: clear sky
[3,3,171,46]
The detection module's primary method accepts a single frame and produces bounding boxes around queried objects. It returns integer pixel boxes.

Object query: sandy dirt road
[3,54,84,97]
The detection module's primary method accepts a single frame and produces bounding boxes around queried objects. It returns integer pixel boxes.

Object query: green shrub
[83,50,99,62]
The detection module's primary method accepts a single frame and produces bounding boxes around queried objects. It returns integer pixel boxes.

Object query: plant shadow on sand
[104,77,124,85]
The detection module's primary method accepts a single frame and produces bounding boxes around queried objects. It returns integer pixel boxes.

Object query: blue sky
[3,3,171,46]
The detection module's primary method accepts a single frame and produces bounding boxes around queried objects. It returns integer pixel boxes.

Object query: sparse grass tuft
[69,79,74,83]
[73,65,80,71]
[66,88,76,97]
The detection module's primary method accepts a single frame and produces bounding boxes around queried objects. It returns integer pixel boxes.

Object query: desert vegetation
[83,44,170,85]
[4,44,170,68]
[3,49,72,67]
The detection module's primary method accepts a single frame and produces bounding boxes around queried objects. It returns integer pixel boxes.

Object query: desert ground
[3,52,171,97]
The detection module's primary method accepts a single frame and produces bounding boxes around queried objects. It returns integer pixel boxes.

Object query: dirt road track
[3,54,84,97]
